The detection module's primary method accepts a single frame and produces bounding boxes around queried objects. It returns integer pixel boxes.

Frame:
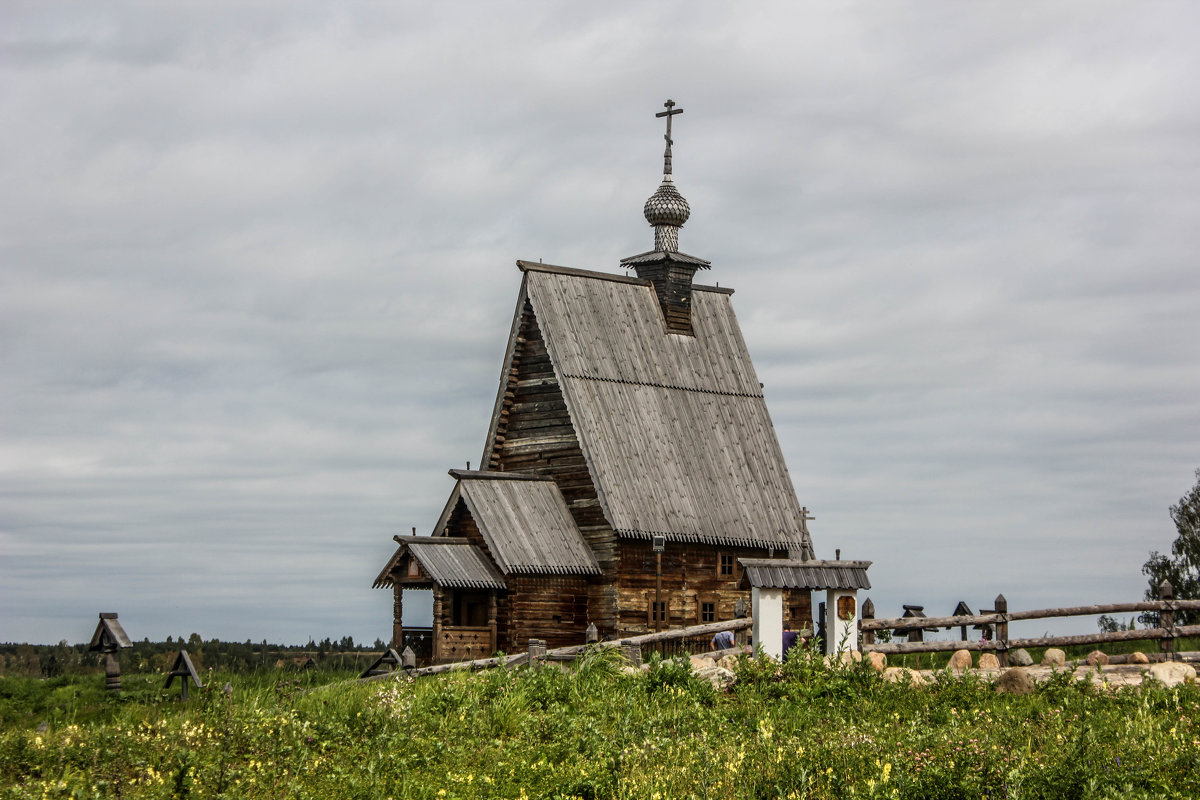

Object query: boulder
[1147,661,1196,688]
[1009,648,1034,666]
[947,649,973,673]
[690,655,713,671]
[882,667,925,686]
[716,655,739,672]
[995,668,1035,695]
[978,653,1000,670]
[866,651,887,672]
[841,650,863,665]
[1128,651,1150,665]
[620,665,642,677]
[1041,648,1067,666]
[1085,650,1110,667]
[694,665,737,692]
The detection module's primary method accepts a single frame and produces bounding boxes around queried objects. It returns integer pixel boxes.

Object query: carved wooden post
[622,642,642,667]
[994,593,1009,668]
[104,653,121,691]
[527,638,546,665]
[392,584,404,650]
[1160,580,1175,662]
[861,598,875,647]
[585,622,598,644]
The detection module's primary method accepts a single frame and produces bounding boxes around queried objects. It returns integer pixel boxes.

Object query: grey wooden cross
[655,99,684,175]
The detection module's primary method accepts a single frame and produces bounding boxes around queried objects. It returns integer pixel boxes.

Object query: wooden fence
[361,617,752,681]
[860,581,1200,667]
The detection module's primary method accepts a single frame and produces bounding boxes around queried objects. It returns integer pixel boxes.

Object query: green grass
[1,647,1197,799]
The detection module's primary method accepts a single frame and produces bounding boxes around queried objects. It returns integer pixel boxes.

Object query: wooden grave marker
[163,650,203,700]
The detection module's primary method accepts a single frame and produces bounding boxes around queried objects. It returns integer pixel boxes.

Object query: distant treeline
[0,635,389,678]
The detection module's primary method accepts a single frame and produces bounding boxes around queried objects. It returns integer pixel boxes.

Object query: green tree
[1141,468,1200,626]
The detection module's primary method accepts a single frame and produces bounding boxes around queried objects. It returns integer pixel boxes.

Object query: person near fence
[782,626,799,660]
[711,630,735,650]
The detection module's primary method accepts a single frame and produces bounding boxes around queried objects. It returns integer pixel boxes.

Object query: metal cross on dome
[656,99,683,175]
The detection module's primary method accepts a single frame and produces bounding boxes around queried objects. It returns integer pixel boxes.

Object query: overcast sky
[3,2,1199,646]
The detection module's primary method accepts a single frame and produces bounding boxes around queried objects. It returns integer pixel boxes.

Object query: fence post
[861,598,875,648]
[527,638,546,666]
[994,594,1009,668]
[1160,580,1176,662]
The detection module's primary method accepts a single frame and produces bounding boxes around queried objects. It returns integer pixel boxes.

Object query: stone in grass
[1146,661,1196,688]
[1009,648,1034,666]
[995,668,1035,695]
[947,649,972,672]
[883,667,926,686]
[1041,648,1067,666]
[1085,650,1109,667]
[1128,651,1150,665]
[694,665,737,692]
[866,651,887,672]
[977,653,1000,670]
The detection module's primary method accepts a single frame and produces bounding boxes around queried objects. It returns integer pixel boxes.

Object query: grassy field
[1,647,1198,799]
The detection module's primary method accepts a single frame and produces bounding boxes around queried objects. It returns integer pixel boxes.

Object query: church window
[719,553,735,576]
[701,602,716,623]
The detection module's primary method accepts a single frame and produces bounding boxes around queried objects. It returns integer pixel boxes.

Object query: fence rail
[362,617,753,681]
[861,580,1194,666]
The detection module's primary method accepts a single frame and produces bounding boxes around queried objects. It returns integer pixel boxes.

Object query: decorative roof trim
[618,528,801,550]
[447,469,552,482]
[479,278,530,473]
[618,249,711,268]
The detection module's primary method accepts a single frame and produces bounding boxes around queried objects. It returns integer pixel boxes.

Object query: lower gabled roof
[434,470,601,576]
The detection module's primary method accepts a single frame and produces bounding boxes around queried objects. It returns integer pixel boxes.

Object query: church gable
[481,293,617,570]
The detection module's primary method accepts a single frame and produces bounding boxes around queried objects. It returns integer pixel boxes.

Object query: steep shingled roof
[481,262,812,552]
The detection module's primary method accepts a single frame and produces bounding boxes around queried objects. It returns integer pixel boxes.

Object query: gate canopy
[738,559,871,591]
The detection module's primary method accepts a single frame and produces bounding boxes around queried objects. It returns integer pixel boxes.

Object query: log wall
[615,540,812,634]
[487,302,619,631]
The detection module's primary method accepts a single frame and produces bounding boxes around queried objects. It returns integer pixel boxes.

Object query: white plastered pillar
[825,589,860,655]
[751,587,784,660]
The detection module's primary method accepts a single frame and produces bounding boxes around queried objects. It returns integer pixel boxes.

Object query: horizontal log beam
[865,624,1200,655]
[864,640,1002,655]
[861,613,1002,632]
[863,600,1200,631]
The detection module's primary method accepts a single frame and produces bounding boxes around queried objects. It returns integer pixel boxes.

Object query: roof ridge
[517,260,650,286]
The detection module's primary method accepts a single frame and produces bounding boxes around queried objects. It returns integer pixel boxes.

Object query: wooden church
[375,102,825,663]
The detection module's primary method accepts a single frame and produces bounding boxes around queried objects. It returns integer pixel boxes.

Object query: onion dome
[644,178,691,228]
